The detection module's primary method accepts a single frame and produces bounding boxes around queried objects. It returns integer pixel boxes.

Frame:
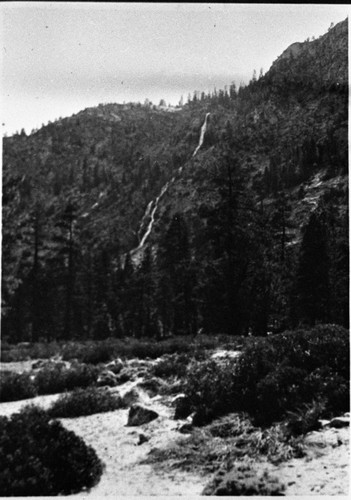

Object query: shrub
[61,337,194,363]
[208,413,255,438]
[0,405,103,496]
[184,359,239,424]
[185,325,349,425]
[247,424,305,464]
[202,463,286,496]
[48,387,124,418]
[35,363,99,395]
[80,344,115,364]
[151,353,193,379]
[253,366,308,423]
[1,342,60,362]
[286,399,326,436]
[0,372,37,402]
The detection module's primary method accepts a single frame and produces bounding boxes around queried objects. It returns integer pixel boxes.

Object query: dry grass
[142,412,305,476]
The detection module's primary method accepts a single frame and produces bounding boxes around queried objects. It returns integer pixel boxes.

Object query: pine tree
[293,212,330,326]
[156,213,195,336]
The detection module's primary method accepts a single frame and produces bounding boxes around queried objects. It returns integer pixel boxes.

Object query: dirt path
[0,385,205,496]
[271,426,350,495]
[66,405,204,497]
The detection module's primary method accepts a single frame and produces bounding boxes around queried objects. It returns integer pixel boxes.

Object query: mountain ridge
[2,18,348,340]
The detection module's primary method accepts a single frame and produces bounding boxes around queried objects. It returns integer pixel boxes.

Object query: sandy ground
[0,359,38,373]
[0,358,349,496]
[65,405,205,497]
[0,378,205,496]
[0,393,62,417]
[274,426,350,495]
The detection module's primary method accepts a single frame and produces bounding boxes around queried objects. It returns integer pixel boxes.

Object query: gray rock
[32,360,46,370]
[319,419,331,427]
[137,377,163,397]
[138,433,150,445]
[178,422,193,433]
[171,393,186,406]
[127,404,159,426]
[106,358,124,374]
[329,416,350,428]
[122,388,141,407]
[174,395,192,419]
[97,369,118,387]
[116,367,134,384]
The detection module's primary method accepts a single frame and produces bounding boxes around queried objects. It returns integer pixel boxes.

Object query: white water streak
[137,182,170,249]
[137,200,154,242]
[192,112,210,157]
[132,112,210,255]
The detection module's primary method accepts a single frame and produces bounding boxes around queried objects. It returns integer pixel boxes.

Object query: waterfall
[137,199,154,242]
[130,112,210,264]
[137,181,170,249]
[192,112,210,157]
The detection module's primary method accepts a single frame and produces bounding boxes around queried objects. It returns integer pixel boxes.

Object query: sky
[1,2,349,136]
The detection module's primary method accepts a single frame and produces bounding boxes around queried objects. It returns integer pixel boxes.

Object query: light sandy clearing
[1,360,38,373]
[66,405,205,497]
[0,386,206,496]
[0,393,61,417]
[273,426,350,496]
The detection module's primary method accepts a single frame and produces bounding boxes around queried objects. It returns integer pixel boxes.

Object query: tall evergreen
[292,212,330,326]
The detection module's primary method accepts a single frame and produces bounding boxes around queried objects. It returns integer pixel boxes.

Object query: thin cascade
[137,181,170,249]
[131,112,210,260]
[192,112,210,157]
[137,199,154,242]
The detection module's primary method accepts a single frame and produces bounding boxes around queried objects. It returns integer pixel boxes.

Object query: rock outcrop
[127,404,159,426]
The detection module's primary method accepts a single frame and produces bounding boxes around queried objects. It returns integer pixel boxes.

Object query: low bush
[184,358,239,425]
[1,342,60,362]
[0,372,37,402]
[286,399,326,436]
[60,337,194,363]
[151,353,194,379]
[0,405,103,496]
[0,363,100,403]
[184,324,349,425]
[80,344,115,365]
[1,334,244,364]
[208,413,255,438]
[35,363,99,395]
[202,463,286,496]
[48,387,124,418]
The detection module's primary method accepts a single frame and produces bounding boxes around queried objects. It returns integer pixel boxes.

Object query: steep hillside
[2,19,348,342]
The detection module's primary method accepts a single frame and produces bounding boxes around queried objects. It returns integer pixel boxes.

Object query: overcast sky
[1,2,349,135]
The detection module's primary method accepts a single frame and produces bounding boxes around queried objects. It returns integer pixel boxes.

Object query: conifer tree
[292,212,330,326]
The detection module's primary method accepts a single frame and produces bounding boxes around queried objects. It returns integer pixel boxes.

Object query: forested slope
[2,19,348,341]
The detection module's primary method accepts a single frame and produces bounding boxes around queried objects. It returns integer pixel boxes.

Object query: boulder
[97,370,118,387]
[138,433,150,445]
[178,422,193,433]
[137,377,163,397]
[32,360,46,370]
[127,404,159,426]
[174,395,192,419]
[116,367,135,384]
[329,416,350,428]
[106,358,124,374]
[121,388,140,407]
[171,393,186,406]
